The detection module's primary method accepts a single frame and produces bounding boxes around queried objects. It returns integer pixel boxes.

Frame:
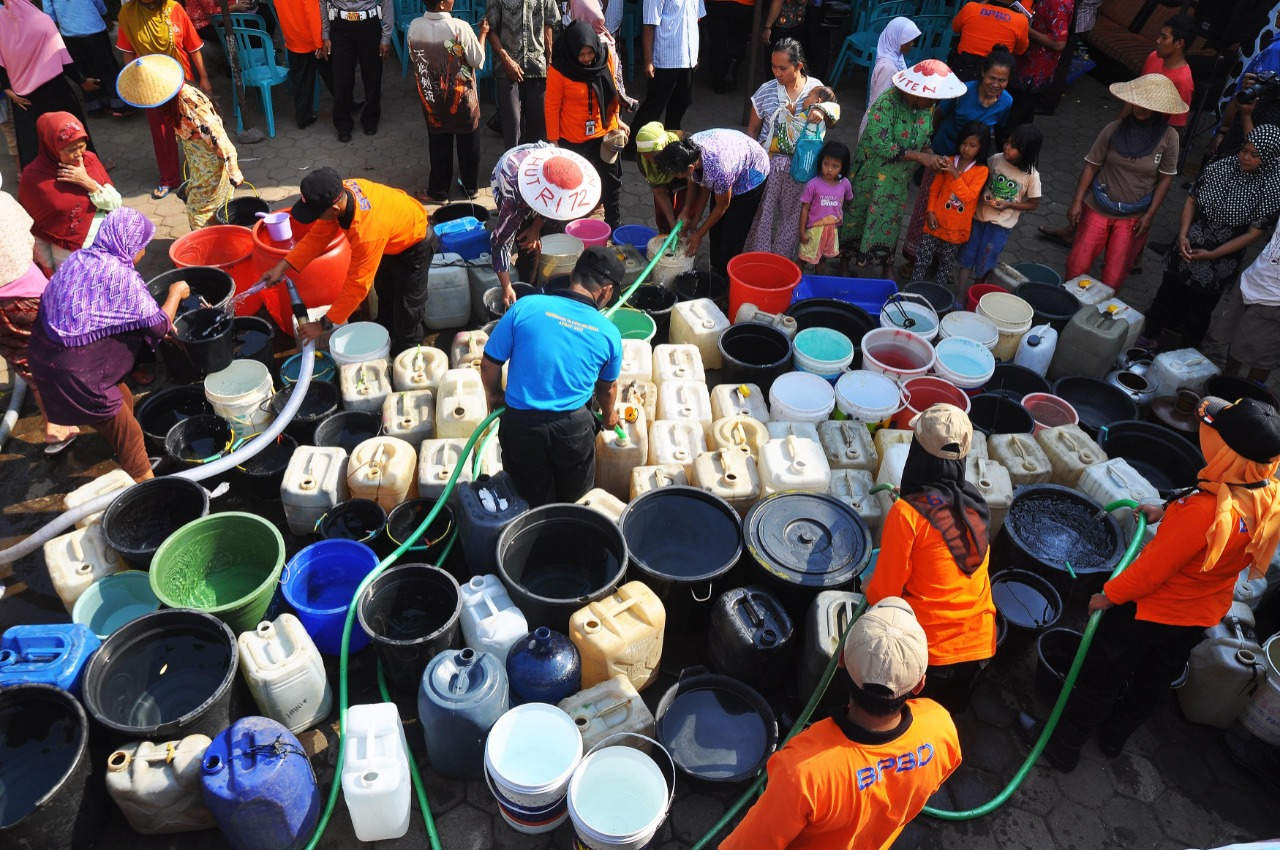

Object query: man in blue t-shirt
[481,246,625,506]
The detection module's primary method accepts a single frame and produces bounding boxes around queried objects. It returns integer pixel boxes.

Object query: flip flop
[130,367,156,386]
[151,185,172,200]
[44,434,78,456]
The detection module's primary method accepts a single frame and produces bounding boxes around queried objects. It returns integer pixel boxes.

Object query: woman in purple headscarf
[27,207,188,481]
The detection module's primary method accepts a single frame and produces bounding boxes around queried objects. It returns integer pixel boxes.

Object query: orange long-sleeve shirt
[865,500,997,666]
[925,162,989,245]
[273,0,323,53]
[285,179,428,324]
[1103,492,1254,627]
[545,54,620,144]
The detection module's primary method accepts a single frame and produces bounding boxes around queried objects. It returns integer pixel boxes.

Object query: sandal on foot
[44,434,78,456]
[151,184,172,200]
[130,367,156,386]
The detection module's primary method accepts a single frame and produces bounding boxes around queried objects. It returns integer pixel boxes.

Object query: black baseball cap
[575,246,626,288]
[1198,396,1280,463]
[291,167,345,224]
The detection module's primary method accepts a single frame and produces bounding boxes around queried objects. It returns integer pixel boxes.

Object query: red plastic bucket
[169,225,259,315]
[965,283,1009,313]
[891,376,970,429]
[727,252,801,320]
[1021,392,1078,434]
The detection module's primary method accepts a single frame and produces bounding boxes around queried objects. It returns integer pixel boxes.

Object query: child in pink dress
[797,141,853,273]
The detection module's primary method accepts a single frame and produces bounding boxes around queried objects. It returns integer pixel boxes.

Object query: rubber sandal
[151,185,172,200]
[44,434,78,456]
[130,368,156,386]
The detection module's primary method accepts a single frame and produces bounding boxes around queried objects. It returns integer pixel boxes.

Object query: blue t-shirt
[932,81,1013,156]
[484,291,623,411]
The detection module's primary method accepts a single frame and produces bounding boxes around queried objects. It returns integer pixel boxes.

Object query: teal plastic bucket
[1013,262,1063,287]
[71,571,160,639]
[609,309,657,342]
[281,351,337,386]
[792,327,855,383]
[281,539,381,655]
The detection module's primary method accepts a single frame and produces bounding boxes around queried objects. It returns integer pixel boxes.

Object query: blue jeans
[958,220,1013,278]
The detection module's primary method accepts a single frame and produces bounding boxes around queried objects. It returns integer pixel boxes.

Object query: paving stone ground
[0,35,1276,850]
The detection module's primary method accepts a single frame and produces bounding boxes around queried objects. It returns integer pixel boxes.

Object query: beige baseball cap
[911,403,972,460]
[842,597,929,699]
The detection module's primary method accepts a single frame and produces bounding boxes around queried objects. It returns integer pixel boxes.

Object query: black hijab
[898,439,991,575]
[1112,111,1170,160]
[551,20,618,122]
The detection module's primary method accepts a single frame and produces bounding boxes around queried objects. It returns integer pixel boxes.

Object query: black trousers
[801,9,832,83]
[496,76,548,149]
[427,129,481,196]
[560,137,623,228]
[1047,602,1202,763]
[1144,269,1229,350]
[709,180,766,276]
[627,68,694,153]
[704,0,753,85]
[498,406,597,507]
[287,49,335,126]
[921,660,986,715]
[330,16,382,133]
[373,237,431,354]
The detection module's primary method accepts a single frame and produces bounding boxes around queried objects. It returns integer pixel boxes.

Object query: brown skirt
[0,297,41,383]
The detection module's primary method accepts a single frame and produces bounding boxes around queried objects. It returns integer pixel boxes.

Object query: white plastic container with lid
[343,702,412,841]
[710,382,770,422]
[834,370,906,425]
[817,420,879,473]
[629,464,688,499]
[64,468,135,529]
[1094,298,1146,352]
[669,298,729,369]
[651,344,705,385]
[44,525,127,613]
[435,368,488,438]
[770,372,836,422]
[734,303,798,338]
[459,574,528,662]
[204,360,275,432]
[938,311,999,351]
[1013,324,1058,377]
[829,469,885,544]
[987,433,1053,486]
[1077,458,1160,538]
[619,378,658,425]
[1062,274,1116,307]
[647,419,706,474]
[105,735,216,834]
[237,614,332,733]
[620,339,654,383]
[657,379,713,436]
[329,321,392,366]
[977,291,1034,361]
[427,252,472,329]
[347,436,418,512]
[873,429,913,472]
[569,581,666,691]
[708,415,769,462]
[576,488,628,524]
[557,674,655,753]
[392,345,449,393]
[417,436,501,498]
[965,455,1013,536]
[381,390,435,446]
[595,414,649,501]
[450,330,489,368]
[282,446,350,535]
[1035,424,1107,489]
[691,449,761,516]
[339,358,392,413]
[759,435,832,497]
[873,442,910,516]
[1151,348,1221,399]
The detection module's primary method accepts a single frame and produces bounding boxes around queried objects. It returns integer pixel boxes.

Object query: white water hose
[0,375,27,453]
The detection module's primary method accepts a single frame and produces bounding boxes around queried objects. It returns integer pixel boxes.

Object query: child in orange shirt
[916,121,990,289]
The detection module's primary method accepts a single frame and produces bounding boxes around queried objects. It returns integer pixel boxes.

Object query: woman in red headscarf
[18,111,119,273]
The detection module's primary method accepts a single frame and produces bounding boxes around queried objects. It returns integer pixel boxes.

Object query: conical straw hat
[1109,74,1190,115]
[116,54,184,109]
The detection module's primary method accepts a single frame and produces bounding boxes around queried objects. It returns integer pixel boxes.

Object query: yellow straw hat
[116,54,184,109]
[1109,74,1190,115]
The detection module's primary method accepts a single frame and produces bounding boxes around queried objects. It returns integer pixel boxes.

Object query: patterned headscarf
[1195,124,1280,229]
[40,208,164,347]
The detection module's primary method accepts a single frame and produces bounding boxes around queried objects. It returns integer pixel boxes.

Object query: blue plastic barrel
[281,539,380,655]
[201,716,319,850]
[0,624,101,697]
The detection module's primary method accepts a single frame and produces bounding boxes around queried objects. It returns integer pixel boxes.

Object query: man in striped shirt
[625,0,705,157]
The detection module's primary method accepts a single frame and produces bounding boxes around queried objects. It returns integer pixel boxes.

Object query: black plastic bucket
[214,196,270,226]
[430,202,490,228]
[785,298,876,364]
[147,266,236,314]
[318,499,387,547]
[235,433,297,500]
[169,307,236,380]
[382,498,455,562]
[990,569,1062,649]
[135,386,214,455]
[968,393,1035,435]
[1053,376,1139,437]
[903,280,956,317]
[1203,374,1280,409]
[101,477,211,569]
[81,609,238,741]
[1016,282,1081,332]
[0,684,103,849]
[673,270,729,314]
[270,380,340,445]
[985,363,1051,401]
[1035,627,1082,701]
[717,322,794,394]
[232,316,275,375]
[655,666,778,784]
[999,484,1124,598]
[164,414,234,471]
[496,504,628,633]
[357,563,462,692]
[629,285,678,344]
[313,409,381,453]
[1096,419,1203,496]
[485,282,540,320]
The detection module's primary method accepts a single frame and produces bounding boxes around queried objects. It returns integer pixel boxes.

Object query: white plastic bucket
[768,372,836,421]
[880,294,939,341]
[567,734,673,850]
[932,337,996,391]
[939,311,999,351]
[834,370,906,426]
[484,704,583,833]
[1241,633,1280,744]
[860,328,936,381]
[792,327,854,383]
[259,211,293,242]
[328,322,391,367]
[977,292,1034,361]
[204,359,275,431]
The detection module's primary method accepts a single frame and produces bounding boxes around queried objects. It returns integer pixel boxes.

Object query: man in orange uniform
[275,0,336,129]
[720,597,962,850]
[864,403,997,714]
[1020,396,1280,772]
[256,167,431,353]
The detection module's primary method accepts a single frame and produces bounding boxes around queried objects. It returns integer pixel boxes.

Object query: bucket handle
[219,179,260,221]
[689,582,713,603]
[583,731,677,816]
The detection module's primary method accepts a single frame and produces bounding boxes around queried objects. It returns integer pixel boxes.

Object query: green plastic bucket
[149,512,285,633]
[609,308,657,342]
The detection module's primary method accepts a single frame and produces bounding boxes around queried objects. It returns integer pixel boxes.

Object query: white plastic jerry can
[988,433,1053,486]
[105,735,216,834]
[450,330,489,368]
[734,303,798,338]
[1014,324,1058,377]
[459,574,528,662]
[435,368,488,438]
[651,343,706,385]
[766,419,821,444]
[44,525,128,613]
[691,449,761,517]
[800,590,864,701]
[595,412,649,501]
[817,420,879,473]
[669,298,730,369]
[629,464,688,500]
[1095,297,1146,352]
[619,339,654,384]
[647,419,707,474]
[339,358,393,413]
[657,379,713,437]
[1152,348,1222,399]
[829,469,885,544]
[758,435,832,497]
[1035,424,1107,489]
[1076,457,1160,540]
[392,345,449,393]
[426,252,471,330]
[707,415,770,463]
[557,674,656,753]
[64,468,136,529]
[873,442,911,516]
[281,446,350,536]
[1062,274,1116,307]
[343,703,412,841]
[237,614,333,734]
[382,390,436,446]
[619,378,659,425]
[970,431,989,460]
[347,436,418,512]
[710,382,770,423]
[576,488,628,525]
[416,436,502,499]
[872,428,914,468]
[966,455,1013,536]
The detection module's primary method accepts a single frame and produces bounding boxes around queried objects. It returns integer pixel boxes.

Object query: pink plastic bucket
[1021,392,1079,434]
[565,218,612,248]
[891,376,971,429]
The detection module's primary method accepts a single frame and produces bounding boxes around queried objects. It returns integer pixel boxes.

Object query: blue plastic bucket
[1013,262,1063,287]
[793,327,855,382]
[611,225,658,257]
[281,351,337,387]
[72,571,161,640]
[281,539,380,655]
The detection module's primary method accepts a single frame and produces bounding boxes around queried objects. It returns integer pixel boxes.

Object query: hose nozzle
[283,278,309,323]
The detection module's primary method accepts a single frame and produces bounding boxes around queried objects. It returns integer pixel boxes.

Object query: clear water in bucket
[941,352,987,379]
[992,580,1053,629]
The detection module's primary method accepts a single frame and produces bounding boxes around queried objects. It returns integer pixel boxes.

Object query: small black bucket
[164,414,234,472]
[655,666,778,784]
[101,477,211,569]
[357,563,462,692]
[232,316,276,375]
[786,298,875,367]
[318,499,387,547]
[967,393,1035,435]
[269,381,340,445]
[1035,627,1082,701]
[235,433,298,501]
[313,409,382,453]
[214,196,271,227]
[430,202,489,228]
[382,498,455,562]
[169,308,236,380]
[717,322,794,394]
[673,270,729,314]
[990,569,1063,651]
[628,285,678,344]
[135,386,214,454]
[147,266,236,315]
[1017,282,1081,332]
[985,363,1051,401]
[903,281,956,317]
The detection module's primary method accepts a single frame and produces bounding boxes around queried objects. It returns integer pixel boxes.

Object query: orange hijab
[1197,424,1280,579]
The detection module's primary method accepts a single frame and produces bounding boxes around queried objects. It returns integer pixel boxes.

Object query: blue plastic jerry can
[0,623,101,696]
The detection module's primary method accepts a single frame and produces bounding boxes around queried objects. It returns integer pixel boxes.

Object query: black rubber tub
[234,433,297,500]
[967,393,1035,435]
[313,409,381,453]
[717,322,793,394]
[357,563,461,692]
[269,380,340,445]
[168,307,235,380]
[1016,282,1081,332]
[997,484,1124,599]
[318,498,387,547]
[135,386,214,455]
[146,266,235,314]
[1096,419,1204,496]
[430,202,490,228]
[1053,376,1139,437]
[1203,374,1279,409]
[984,363,1051,401]
[164,414,234,472]
[381,497,455,563]
[786,298,876,367]
[673,270,730,314]
[231,315,276,375]
[902,280,956,317]
[1035,627,1082,702]
[629,285,678,344]
[655,666,777,784]
[101,477,211,569]
[214,196,270,226]
[990,569,1063,650]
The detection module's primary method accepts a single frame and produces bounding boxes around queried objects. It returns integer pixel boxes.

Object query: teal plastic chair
[621,1,642,81]
[394,0,426,77]
[906,13,955,62]
[228,25,289,137]
[829,1,917,87]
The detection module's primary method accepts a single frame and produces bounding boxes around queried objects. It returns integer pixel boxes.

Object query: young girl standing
[797,140,853,273]
[956,123,1042,300]
[916,121,990,289]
